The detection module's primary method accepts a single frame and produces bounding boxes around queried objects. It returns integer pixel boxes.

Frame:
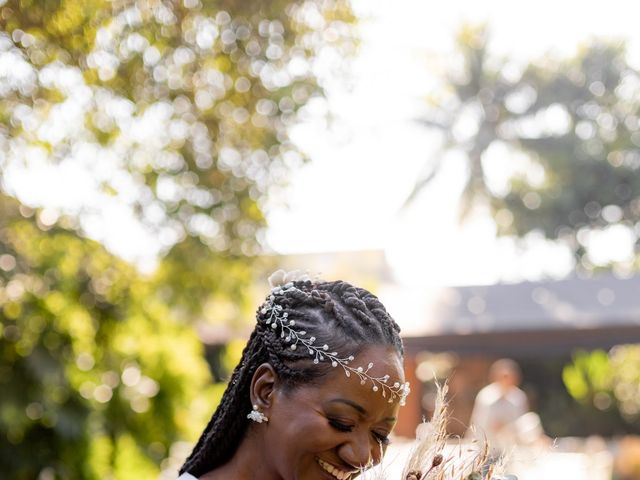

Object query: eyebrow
[327,398,397,423]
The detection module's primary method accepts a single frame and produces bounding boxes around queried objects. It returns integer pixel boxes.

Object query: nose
[338,435,378,470]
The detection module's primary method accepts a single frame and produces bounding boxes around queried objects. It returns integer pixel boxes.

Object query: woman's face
[262,345,405,480]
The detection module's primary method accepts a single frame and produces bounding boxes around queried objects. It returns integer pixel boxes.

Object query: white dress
[178,473,198,480]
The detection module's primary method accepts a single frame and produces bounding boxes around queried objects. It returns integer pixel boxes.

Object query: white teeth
[317,458,350,480]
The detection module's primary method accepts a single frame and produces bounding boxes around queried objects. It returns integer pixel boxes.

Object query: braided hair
[179,279,404,476]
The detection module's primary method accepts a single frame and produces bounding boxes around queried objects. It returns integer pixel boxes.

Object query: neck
[198,427,278,480]
[496,382,516,394]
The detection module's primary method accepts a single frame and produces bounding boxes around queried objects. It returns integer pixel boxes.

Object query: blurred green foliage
[413,25,640,272]
[563,347,640,427]
[515,356,635,437]
[563,350,611,400]
[0,0,356,477]
[0,0,355,257]
[0,193,216,478]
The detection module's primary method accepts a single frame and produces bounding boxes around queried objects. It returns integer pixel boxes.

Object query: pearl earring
[247,404,268,423]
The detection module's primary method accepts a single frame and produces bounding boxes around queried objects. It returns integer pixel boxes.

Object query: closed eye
[329,418,354,433]
[373,431,391,446]
[329,418,390,446]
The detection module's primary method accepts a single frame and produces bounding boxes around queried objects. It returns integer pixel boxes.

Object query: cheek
[372,442,387,465]
[265,419,342,480]
[269,413,338,457]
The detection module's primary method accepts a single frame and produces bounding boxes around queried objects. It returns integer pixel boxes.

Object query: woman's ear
[249,363,277,413]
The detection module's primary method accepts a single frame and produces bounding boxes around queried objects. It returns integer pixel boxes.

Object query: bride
[178,271,409,480]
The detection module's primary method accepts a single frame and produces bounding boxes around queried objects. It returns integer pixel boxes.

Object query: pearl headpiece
[261,270,411,406]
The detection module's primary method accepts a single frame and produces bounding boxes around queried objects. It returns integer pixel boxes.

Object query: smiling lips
[316,458,356,480]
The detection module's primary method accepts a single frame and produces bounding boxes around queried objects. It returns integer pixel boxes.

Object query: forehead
[351,345,404,383]
[297,345,405,416]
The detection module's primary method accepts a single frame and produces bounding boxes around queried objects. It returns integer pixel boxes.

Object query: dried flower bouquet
[360,383,514,480]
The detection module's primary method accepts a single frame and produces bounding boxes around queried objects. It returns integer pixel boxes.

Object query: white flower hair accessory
[268,269,312,289]
[261,271,411,406]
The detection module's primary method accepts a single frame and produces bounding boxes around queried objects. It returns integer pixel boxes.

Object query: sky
[265,0,640,287]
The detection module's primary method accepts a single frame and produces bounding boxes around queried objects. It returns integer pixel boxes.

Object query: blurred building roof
[382,274,640,357]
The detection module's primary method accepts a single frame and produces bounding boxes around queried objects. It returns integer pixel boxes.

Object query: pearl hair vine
[261,270,411,406]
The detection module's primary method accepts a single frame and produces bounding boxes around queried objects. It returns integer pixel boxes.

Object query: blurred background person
[469,359,544,453]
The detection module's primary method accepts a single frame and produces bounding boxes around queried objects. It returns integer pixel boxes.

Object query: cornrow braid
[179,329,264,475]
[180,279,404,477]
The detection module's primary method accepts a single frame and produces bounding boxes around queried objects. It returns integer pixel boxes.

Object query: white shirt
[469,382,529,451]
[178,473,198,480]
